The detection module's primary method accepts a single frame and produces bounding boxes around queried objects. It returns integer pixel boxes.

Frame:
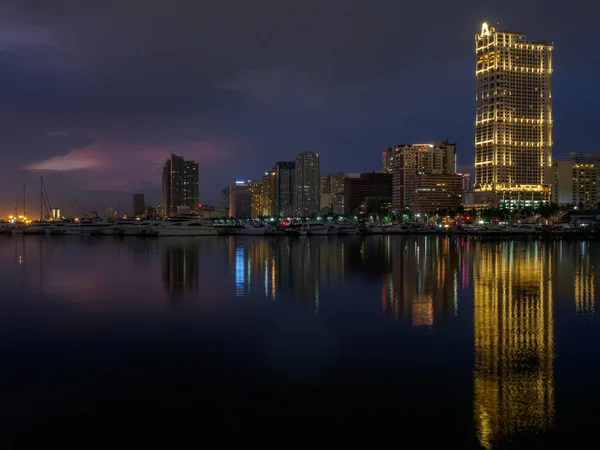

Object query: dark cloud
[0,0,599,215]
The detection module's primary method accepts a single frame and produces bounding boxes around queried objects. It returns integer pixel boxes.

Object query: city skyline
[0,2,597,216]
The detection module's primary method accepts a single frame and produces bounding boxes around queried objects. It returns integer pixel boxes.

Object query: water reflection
[4,236,600,446]
[162,241,199,295]
[228,236,346,311]
[473,242,555,449]
[366,236,464,327]
[574,243,595,321]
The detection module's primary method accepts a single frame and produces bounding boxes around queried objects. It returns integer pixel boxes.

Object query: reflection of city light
[270,257,276,300]
[412,295,433,327]
[247,256,251,294]
[264,258,268,299]
[474,243,554,449]
[235,246,244,296]
[574,246,595,320]
[453,268,458,315]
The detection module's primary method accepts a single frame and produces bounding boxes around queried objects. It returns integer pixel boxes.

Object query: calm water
[1,234,599,447]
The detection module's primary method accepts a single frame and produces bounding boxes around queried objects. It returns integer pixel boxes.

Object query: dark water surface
[1,235,599,447]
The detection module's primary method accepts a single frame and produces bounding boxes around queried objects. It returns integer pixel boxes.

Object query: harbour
[1,217,597,239]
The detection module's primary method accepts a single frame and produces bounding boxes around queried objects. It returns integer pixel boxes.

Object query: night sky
[1,0,598,216]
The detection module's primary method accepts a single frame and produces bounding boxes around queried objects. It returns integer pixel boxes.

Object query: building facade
[132,193,145,217]
[457,173,473,192]
[228,180,263,219]
[320,172,346,214]
[412,174,463,215]
[161,153,199,217]
[553,160,598,209]
[474,22,553,209]
[294,152,320,216]
[344,172,392,215]
[228,181,252,218]
[274,162,295,217]
[262,170,277,216]
[391,141,457,212]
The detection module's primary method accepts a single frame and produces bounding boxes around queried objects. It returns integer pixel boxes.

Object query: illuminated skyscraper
[262,170,277,216]
[474,22,553,208]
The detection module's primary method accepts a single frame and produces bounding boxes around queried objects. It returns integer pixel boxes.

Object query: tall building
[262,170,277,216]
[228,180,263,219]
[552,160,598,209]
[413,174,463,215]
[161,154,199,217]
[320,173,346,214]
[457,173,473,192]
[474,22,553,209]
[228,181,252,218]
[294,152,320,216]
[274,162,295,217]
[132,193,145,217]
[382,150,394,174]
[391,141,457,212]
[344,172,392,215]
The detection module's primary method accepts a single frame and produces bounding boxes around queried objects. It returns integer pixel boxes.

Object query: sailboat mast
[23,184,26,218]
[40,177,43,221]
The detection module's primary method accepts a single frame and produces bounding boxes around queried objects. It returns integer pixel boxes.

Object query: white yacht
[386,223,412,234]
[359,223,383,234]
[47,220,113,235]
[119,221,157,236]
[506,224,540,234]
[152,219,217,236]
[336,223,359,235]
[99,224,121,235]
[12,223,54,235]
[237,224,266,236]
[0,222,15,234]
[307,222,335,235]
[479,224,506,235]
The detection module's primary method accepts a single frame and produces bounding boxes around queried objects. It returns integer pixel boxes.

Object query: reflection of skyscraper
[574,244,595,320]
[230,237,278,299]
[386,236,460,326]
[473,242,554,449]
[161,243,198,295]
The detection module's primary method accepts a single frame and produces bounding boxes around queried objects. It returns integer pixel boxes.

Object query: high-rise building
[161,154,199,217]
[274,162,295,217]
[262,170,277,216]
[228,181,252,218]
[344,172,392,215]
[382,150,394,174]
[413,174,463,215]
[228,180,263,218]
[391,141,457,212]
[457,173,473,192]
[319,175,331,211]
[552,160,598,209]
[132,193,145,217]
[294,152,320,216]
[320,173,346,214]
[474,22,553,209]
